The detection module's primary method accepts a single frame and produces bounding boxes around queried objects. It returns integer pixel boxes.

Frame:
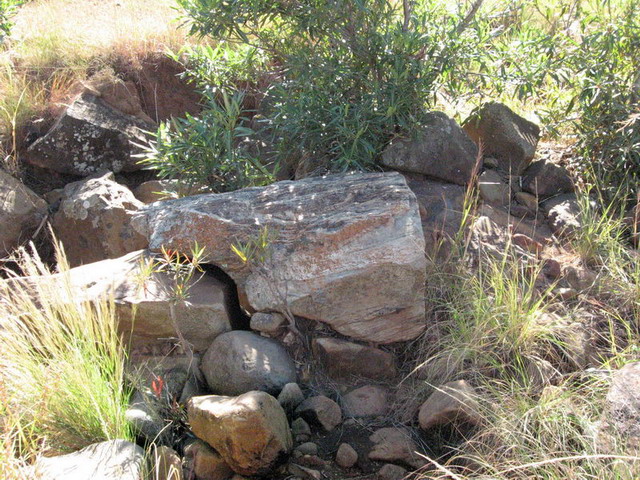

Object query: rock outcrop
[135,172,427,344]
[27,92,151,176]
[0,169,48,256]
[188,391,293,476]
[381,112,479,185]
[51,172,147,266]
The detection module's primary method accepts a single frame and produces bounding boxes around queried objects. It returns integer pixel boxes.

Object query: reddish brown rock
[418,380,482,431]
[335,443,358,468]
[295,396,342,432]
[342,385,389,418]
[184,439,234,480]
[312,337,397,381]
[368,427,424,469]
[188,391,292,476]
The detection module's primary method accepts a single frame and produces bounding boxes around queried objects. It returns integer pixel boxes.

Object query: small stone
[292,418,312,436]
[512,233,543,255]
[563,265,598,292]
[555,287,578,300]
[515,191,538,211]
[378,463,408,480]
[288,464,322,480]
[336,443,358,468]
[342,385,389,417]
[183,439,233,480]
[296,442,318,456]
[418,380,482,430]
[251,311,288,335]
[368,427,424,469]
[542,259,562,280]
[278,383,305,412]
[295,396,342,432]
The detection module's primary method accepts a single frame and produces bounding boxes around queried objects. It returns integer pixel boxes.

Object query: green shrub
[0,0,23,42]
[139,88,273,193]
[175,0,483,173]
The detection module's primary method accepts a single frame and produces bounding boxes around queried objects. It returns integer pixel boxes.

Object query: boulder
[27,92,151,176]
[201,331,296,396]
[342,385,389,417]
[34,440,144,480]
[418,380,482,430]
[183,439,234,480]
[295,396,342,432]
[15,250,233,352]
[51,172,147,266]
[463,102,540,175]
[187,391,293,476]
[135,172,427,344]
[381,112,479,185]
[478,169,511,207]
[521,160,574,199]
[312,337,397,381]
[599,362,640,452]
[0,169,48,256]
[403,174,466,257]
[368,427,424,469]
[541,193,584,237]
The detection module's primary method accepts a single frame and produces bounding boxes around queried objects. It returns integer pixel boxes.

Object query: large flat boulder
[381,112,479,185]
[51,172,147,266]
[0,169,48,256]
[188,391,293,476]
[12,250,234,352]
[27,92,150,176]
[134,172,427,344]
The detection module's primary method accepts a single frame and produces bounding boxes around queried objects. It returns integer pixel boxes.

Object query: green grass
[0,244,133,460]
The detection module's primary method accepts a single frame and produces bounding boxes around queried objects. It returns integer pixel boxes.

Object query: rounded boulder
[201,331,296,396]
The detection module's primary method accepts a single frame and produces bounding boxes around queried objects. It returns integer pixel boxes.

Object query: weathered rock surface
[16,250,233,351]
[312,337,397,381]
[278,382,305,412]
[295,396,342,432]
[51,172,147,266]
[133,179,207,204]
[522,160,574,199]
[464,102,540,175]
[251,311,287,336]
[135,172,427,344]
[183,439,234,480]
[201,331,296,396]
[187,391,293,476]
[541,193,584,237]
[342,385,389,417]
[377,463,409,480]
[403,174,466,257]
[381,112,479,185]
[34,440,144,480]
[368,427,424,469]
[418,380,482,430]
[0,169,48,256]
[599,362,640,452]
[478,169,511,207]
[27,92,151,176]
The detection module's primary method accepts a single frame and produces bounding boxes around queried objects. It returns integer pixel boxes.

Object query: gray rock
[278,382,305,412]
[251,311,287,336]
[418,380,482,430]
[295,396,342,432]
[515,191,538,211]
[201,331,297,396]
[0,169,48,256]
[541,193,586,237]
[478,169,512,206]
[135,172,427,344]
[125,393,164,441]
[34,440,144,480]
[522,160,574,198]
[342,385,389,417]
[51,172,147,266]
[368,427,425,469]
[599,362,640,452]
[27,92,151,176]
[291,417,312,436]
[464,102,540,175]
[378,463,408,480]
[296,442,318,456]
[381,111,479,185]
